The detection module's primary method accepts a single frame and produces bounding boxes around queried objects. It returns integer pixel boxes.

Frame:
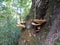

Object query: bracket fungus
[17,19,47,33]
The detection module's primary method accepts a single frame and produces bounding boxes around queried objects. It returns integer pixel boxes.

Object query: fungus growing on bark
[17,19,47,33]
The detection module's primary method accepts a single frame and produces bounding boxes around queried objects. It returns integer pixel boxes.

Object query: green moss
[54,38,60,45]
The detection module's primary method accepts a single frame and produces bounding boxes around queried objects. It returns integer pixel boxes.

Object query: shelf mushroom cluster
[17,19,47,33]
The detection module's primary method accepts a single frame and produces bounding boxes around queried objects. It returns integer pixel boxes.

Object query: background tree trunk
[18,0,60,45]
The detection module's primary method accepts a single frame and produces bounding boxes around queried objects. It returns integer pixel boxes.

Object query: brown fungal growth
[33,19,47,25]
[31,22,40,26]
[17,19,47,33]
[17,22,26,28]
[32,19,47,33]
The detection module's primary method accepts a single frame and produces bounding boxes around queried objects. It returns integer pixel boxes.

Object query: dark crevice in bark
[36,0,49,19]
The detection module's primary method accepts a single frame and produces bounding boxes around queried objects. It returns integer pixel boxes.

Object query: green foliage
[0,0,32,45]
[0,18,21,45]
[0,0,4,2]
[54,38,60,45]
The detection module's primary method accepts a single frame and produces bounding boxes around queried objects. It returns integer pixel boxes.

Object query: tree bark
[18,0,60,45]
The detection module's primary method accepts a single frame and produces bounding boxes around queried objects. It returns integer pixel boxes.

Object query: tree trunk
[18,0,60,45]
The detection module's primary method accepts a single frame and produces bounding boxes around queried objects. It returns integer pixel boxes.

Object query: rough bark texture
[18,0,60,45]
